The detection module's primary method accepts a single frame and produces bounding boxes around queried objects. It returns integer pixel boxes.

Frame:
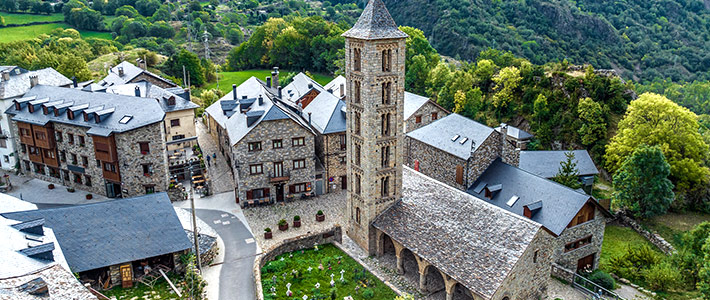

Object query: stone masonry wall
[404,101,448,133]
[493,229,555,300]
[232,118,315,205]
[553,206,607,271]
[114,121,169,198]
[129,73,175,89]
[323,132,347,193]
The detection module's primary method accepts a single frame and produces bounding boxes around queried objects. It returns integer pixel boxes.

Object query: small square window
[292,137,305,147]
[248,142,262,152]
[249,164,263,175]
[139,142,150,154]
[272,139,283,149]
[170,119,180,127]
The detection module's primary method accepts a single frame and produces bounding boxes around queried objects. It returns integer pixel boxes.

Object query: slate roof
[205,76,314,146]
[2,193,191,273]
[403,92,431,120]
[99,61,176,88]
[406,113,495,160]
[283,73,324,103]
[105,81,199,113]
[0,264,96,300]
[467,158,605,236]
[519,150,599,178]
[494,125,533,141]
[373,167,542,299]
[323,75,346,99]
[0,67,72,100]
[302,91,346,134]
[342,0,408,40]
[6,85,165,137]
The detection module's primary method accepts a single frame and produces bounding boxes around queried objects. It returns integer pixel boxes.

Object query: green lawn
[102,272,183,300]
[642,212,710,247]
[0,12,63,24]
[203,70,334,95]
[599,224,662,270]
[261,243,397,300]
[0,23,112,42]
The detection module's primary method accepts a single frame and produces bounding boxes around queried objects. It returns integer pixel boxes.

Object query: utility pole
[182,65,187,88]
[190,191,202,270]
[202,30,211,60]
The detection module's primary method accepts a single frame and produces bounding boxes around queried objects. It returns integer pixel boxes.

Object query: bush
[588,270,615,290]
[643,262,682,291]
[278,219,287,226]
[264,227,271,232]
[607,244,661,281]
[362,288,374,299]
[317,210,324,215]
[294,215,300,221]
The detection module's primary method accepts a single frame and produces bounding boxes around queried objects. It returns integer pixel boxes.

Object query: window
[142,164,153,175]
[272,139,283,149]
[28,146,38,155]
[55,131,63,142]
[20,144,26,154]
[33,163,44,175]
[381,82,391,104]
[172,134,185,141]
[355,144,361,166]
[96,159,101,167]
[339,134,346,151]
[247,188,269,200]
[139,142,150,154]
[381,176,390,197]
[170,119,180,127]
[455,165,464,185]
[0,139,6,148]
[3,155,8,163]
[70,153,77,165]
[145,185,155,194]
[20,128,31,137]
[249,164,263,175]
[381,146,390,168]
[354,81,361,103]
[60,151,66,162]
[381,113,391,136]
[103,162,117,173]
[67,133,74,144]
[44,149,55,159]
[78,135,85,146]
[84,175,91,187]
[353,48,361,71]
[354,112,361,135]
[356,207,361,224]
[248,142,262,152]
[415,115,422,124]
[355,174,361,195]
[290,183,307,193]
[81,156,88,167]
[292,137,305,147]
[565,236,593,252]
[119,115,132,124]
[381,49,392,72]
[432,112,438,120]
[293,159,306,169]
[533,250,539,263]
[23,160,30,171]
[73,173,82,184]
[48,167,60,178]
[35,131,46,141]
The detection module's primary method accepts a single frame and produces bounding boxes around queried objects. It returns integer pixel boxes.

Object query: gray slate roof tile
[342,0,408,40]
[0,67,72,99]
[105,81,199,113]
[519,150,599,178]
[406,113,495,160]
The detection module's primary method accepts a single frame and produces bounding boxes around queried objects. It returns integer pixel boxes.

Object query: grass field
[0,23,112,42]
[599,224,662,270]
[203,70,334,95]
[0,12,63,24]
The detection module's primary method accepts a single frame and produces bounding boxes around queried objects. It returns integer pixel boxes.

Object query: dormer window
[68,110,74,120]
[167,96,176,106]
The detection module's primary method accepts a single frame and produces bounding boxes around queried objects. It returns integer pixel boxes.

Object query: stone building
[105,81,199,152]
[519,149,600,191]
[403,91,449,132]
[6,85,169,198]
[324,75,346,100]
[282,72,324,107]
[205,77,318,206]
[0,66,72,171]
[99,61,178,89]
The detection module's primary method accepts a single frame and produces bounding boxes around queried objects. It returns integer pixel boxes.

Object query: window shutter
[264,188,270,197]
[289,185,295,194]
[246,190,253,200]
[456,165,464,185]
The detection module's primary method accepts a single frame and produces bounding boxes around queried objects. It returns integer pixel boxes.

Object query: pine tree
[552,151,581,189]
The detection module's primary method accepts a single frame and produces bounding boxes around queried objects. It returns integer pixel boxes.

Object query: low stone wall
[252,227,342,300]
[167,186,186,202]
[616,214,675,255]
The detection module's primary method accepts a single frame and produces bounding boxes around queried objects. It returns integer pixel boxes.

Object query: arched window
[353,48,361,71]
[354,80,361,103]
[381,82,391,104]
[381,145,390,167]
[381,113,391,136]
[354,112,361,135]
[380,176,390,197]
[355,173,361,195]
[356,207,361,224]
[355,144,361,166]
[381,49,391,72]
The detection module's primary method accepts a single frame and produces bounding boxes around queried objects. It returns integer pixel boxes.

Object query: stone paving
[1,170,110,206]
[243,190,346,251]
[196,118,234,194]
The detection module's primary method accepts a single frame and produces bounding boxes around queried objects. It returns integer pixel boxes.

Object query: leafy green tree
[151,5,171,22]
[17,0,28,11]
[225,27,244,45]
[532,94,552,145]
[491,66,521,109]
[577,97,606,146]
[552,151,581,189]
[2,0,16,11]
[605,93,710,191]
[698,238,710,298]
[147,21,174,38]
[612,145,674,218]
[115,5,138,17]
[120,20,147,39]
[472,59,497,93]
[163,49,206,86]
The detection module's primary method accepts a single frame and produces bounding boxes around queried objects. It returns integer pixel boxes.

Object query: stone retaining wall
[616,214,675,255]
[253,227,342,300]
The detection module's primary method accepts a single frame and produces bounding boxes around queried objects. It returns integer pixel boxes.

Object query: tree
[552,151,582,189]
[225,27,243,45]
[147,21,174,38]
[115,5,139,17]
[612,145,674,218]
[2,0,17,11]
[577,97,606,146]
[491,66,521,109]
[472,59,497,93]
[162,49,206,86]
[698,237,710,297]
[605,93,710,191]
[532,94,552,145]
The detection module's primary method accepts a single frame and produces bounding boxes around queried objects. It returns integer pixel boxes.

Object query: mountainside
[384,0,710,82]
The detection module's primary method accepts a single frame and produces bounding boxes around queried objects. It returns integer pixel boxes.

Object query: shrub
[317,210,324,215]
[643,262,682,291]
[362,288,374,299]
[67,187,75,193]
[607,244,661,281]
[588,270,615,290]
[278,219,287,226]
[262,259,286,273]
[264,227,271,232]
[294,215,300,221]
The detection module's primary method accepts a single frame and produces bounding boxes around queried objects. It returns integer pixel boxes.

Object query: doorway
[577,253,595,272]
[105,181,122,198]
[275,184,284,202]
[341,175,347,190]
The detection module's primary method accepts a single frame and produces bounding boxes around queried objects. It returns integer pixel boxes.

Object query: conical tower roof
[342,0,408,40]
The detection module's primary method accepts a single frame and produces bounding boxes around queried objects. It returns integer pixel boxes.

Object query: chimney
[232,84,237,100]
[307,83,313,89]
[134,86,141,97]
[29,75,39,87]
[523,206,532,219]
[340,83,344,97]
[278,86,283,98]
[266,76,271,88]
[327,88,333,94]
[308,112,312,125]
[258,95,263,106]
[72,76,78,88]
[118,66,124,77]
[500,123,508,159]
[1,71,9,81]
[271,67,279,88]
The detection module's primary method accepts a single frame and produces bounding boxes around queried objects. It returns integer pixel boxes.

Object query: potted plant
[67,187,75,193]
[316,210,325,222]
[278,219,289,231]
[86,194,93,200]
[293,215,301,228]
[48,183,54,189]
[264,228,272,239]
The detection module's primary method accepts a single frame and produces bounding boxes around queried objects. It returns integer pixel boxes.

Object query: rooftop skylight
[451,134,460,142]
[506,195,520,207]
[119,115,133,124]
[459,137,468,144]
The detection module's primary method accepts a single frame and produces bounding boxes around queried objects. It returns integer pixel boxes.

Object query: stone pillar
[443,273,458,300]
[395,253,403,274]
[109,265,121,287]
[419,272,427,292]
[414,255,429,292]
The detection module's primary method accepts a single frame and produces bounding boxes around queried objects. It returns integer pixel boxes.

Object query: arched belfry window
[382,49,392,72]
[353,48,361,71]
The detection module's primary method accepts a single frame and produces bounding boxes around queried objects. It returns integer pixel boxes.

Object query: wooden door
[577,253,595,272]
[120,264,133,288]
[341,175,347,190]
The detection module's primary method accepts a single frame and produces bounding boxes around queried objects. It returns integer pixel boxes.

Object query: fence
[552,264,626,300]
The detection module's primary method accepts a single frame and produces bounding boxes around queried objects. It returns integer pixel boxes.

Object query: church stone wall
[404,101,448,133]
[553,206,607,271]
[493,229,555,300]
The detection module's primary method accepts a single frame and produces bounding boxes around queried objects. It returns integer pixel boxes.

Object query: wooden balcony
[28,148,42,164]
[17,122,34,146]
[93,135,118,162]
[42,149,59,168]
[31,124,55,149]
[102,161,121,182]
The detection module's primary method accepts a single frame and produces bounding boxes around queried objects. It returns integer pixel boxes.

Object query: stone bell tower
[342,0,407,255]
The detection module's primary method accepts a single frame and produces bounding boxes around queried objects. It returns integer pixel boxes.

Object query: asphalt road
[196,209,257,300]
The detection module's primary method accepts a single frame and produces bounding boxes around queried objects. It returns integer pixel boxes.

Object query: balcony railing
[269,170,290,183]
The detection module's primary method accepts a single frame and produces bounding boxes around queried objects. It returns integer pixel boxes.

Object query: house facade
[403,91,449,132]
[99,61,178,89]
[6,85,169,198]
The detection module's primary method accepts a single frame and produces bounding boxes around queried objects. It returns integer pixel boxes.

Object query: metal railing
[552,264,626,300]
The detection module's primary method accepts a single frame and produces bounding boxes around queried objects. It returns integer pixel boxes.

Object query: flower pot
[293,220,301,228]
[278,223,289,231]
[316,214,325,222]
[264,232,272,239]
[86,194,93,200]
[48,184,54,189]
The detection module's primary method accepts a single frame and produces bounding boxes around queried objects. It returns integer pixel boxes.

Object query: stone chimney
[266,76,271,88]
[2,71,10,81]
[72,76,78,88]
[232,84,237,100]
[340,83,344,98]
[258,95,263,106]
[118,66,124,77]
[29,75,39,87]
[499,123,508,159]
[308,112,312,125]
[271,67,279,88]
[134,86,141,97]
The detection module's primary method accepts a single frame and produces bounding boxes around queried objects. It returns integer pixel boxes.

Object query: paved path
[196,209,257,300]
[2,171,110,206]
[196,118,235,194]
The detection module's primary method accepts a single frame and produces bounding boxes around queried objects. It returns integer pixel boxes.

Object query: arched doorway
[400,248,419,283]
[380,234,397,266]
[453,282,474,300]
[424,265,446,296]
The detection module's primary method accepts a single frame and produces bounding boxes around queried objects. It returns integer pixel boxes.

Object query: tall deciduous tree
[552,151,581,189]
[612,145,674,218]
[163,49,206,86]
[577,97,607,146]
[605,93,709,191]
[491,66,521,109]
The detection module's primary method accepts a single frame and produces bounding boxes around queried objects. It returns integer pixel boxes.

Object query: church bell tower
[342,0,407,255]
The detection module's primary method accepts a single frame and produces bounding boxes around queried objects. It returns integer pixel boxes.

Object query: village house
[6,85,169,198]
[2,193,192,290]
[99,61,178,89]
[403,92,449,132]
[518,149,600,191]
[0,66,72,171]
